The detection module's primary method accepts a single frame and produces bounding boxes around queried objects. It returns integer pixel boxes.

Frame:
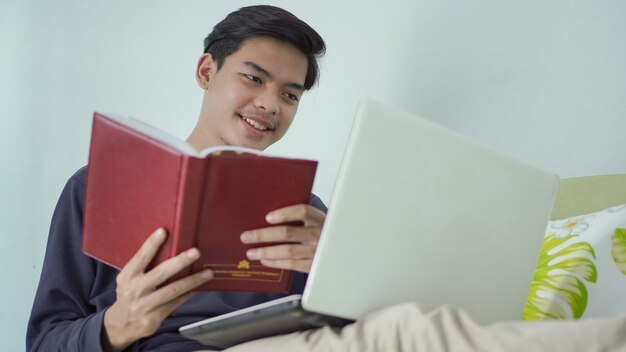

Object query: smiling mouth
[238,114,273,132]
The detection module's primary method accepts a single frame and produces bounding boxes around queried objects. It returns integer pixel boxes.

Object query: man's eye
[284,93,299,102]
[244,74,262,84]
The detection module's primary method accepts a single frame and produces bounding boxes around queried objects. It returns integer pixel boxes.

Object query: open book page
[198,145,263,158]
[105,113,275,159]
[106,113,199,155]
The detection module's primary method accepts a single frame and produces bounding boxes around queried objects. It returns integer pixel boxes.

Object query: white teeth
[242,117,269,131]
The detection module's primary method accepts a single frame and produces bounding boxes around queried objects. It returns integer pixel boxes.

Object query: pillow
[523,204,626,321]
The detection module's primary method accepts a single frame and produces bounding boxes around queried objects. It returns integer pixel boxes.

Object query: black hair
[203,5,326,90]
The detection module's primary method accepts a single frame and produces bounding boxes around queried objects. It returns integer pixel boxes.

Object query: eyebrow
[243,61,305,91]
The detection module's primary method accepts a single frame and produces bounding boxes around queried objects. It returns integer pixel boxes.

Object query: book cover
[82,112,317,293]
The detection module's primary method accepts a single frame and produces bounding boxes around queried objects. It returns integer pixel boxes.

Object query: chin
[232,139,269,151]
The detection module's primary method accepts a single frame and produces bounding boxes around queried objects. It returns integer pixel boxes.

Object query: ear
[196,53,216,89]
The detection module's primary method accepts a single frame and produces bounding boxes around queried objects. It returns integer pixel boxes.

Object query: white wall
[2,0,625,349]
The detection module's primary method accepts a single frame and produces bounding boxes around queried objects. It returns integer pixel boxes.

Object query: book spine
[168,155,208,281]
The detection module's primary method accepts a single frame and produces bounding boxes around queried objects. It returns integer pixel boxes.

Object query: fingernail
[240,232,252,243]
[246,248,260,260]
[155,228,166,239]
[187,248,200,259]
[266,212,278,223]
[201,269,213,279]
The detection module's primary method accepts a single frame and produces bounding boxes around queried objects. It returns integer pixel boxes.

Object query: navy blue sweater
[27,167,326,351]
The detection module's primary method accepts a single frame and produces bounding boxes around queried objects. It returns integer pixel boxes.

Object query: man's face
[193,36,309,150]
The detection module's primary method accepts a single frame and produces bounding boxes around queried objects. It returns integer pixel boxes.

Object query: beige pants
[211,303,626,352]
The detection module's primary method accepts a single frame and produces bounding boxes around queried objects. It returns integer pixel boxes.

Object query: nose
[253,89,280,115]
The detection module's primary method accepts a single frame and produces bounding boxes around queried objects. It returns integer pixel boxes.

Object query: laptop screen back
[302,99,558,324]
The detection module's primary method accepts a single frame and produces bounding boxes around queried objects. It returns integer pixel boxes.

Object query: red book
[82,112,318,293]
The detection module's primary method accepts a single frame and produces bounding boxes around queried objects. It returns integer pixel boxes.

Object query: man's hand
[240,204,326,273]
[102,228,213,352]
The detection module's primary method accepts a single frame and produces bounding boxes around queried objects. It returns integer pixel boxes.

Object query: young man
[27,6,326,352]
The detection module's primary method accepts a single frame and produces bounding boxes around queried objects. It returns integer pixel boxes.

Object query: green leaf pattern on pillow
[524,204,626,321]
[611,228,626,275]
[523,233,597,320]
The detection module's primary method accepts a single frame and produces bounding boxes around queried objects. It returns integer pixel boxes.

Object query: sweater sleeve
[26,170,137,352]
[309,194,327,213]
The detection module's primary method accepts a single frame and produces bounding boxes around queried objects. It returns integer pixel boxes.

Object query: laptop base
[180,298,353,349]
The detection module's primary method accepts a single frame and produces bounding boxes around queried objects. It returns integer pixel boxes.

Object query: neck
[185,121,223,152]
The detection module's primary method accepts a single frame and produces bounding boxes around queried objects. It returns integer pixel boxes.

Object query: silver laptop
[179,98,558,348]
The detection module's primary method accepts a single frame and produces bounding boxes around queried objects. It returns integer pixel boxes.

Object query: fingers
[240,204,326,274]
[260,259,312,273]
[143,269,213,311]
[241,204,326,244]
[241,225,319,244]
[155,292,195,319]
[141,247,203,288]
[246,241,317,274]
[247,242,316,273]
[266,204,325,226]
[122,228,168,277]
[105,227,216,350]
[246,243,316,261]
